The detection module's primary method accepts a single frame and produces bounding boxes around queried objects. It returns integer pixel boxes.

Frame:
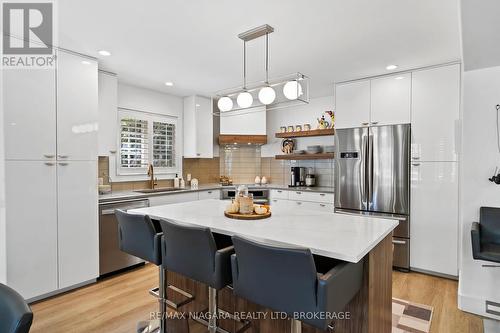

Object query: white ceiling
[58,0,462,98]
[461,0,500,71]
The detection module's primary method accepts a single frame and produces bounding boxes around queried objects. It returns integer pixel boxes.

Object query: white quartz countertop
[129,199,398,263]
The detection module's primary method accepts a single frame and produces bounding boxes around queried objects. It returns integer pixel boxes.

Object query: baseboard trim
[410,267,458,280]
[27,279,96,304]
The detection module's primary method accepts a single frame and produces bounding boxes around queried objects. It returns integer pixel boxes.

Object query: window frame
[116,108,179,176]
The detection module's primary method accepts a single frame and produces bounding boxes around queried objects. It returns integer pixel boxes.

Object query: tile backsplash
[98,151,334,190]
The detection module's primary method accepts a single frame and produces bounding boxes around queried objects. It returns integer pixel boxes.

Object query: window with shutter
[117,109,178,176]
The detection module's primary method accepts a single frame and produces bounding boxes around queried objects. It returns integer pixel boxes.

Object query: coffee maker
[289,167,306,187]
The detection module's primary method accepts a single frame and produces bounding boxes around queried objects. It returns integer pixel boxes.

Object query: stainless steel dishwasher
[99,198,150,276]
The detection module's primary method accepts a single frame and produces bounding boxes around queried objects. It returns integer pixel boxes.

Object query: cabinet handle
[371,121,379,125]
[412,157,420,160]
[207,191,212,194]
[58,154,68,158]
[392,240,407,245]
[58,162,68,166]
[361,122,369,126]
[412,163,420,166]
[43,154,55,158]
[44,162,55,166]
[320,193,326,196]
[196,153,201,156]
[277,190,282,193]
[296,202,302,205]
[296,191,302,194]
[109,150,116,154]
[272,200,278,203]
[319,204,326,207]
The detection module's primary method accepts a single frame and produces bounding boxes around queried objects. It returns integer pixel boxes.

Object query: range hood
[218,134,267,146]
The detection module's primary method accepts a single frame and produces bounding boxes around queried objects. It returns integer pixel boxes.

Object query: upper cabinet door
[57,51,98,161]
[370,73,411,125]
[195,96,214,158]
[411,64,460,161]
[334,80,370,129]
[3,68,56,160]
[183,95,214,158]
[97,72,118,156]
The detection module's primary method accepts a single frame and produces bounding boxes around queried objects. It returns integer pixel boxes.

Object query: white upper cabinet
[219,106,266,135]
[410,161,458,276]
[183,95,213,158]
[97,71,118,156]
[370,73,411,125]
[411,64,460,161]
[57,51,98,161]
[57,160,98,288]
[3,68,56,160]
[334,80,370,129]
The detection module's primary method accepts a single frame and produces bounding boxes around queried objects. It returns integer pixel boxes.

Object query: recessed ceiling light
[98,50,111,56]
[81,60,91,65]
[386,64,398,70]
[165,82,174,86]
[395,76,404,80]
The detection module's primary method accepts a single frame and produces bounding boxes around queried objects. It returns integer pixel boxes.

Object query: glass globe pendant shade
[217,97,233,112]
[258,86,276,105]
[283,80,303,100]
[237,92,253,108]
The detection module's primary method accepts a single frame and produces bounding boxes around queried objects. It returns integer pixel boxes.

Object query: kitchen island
[130,199,398,333]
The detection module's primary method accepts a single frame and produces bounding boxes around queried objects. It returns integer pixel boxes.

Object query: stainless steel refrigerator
[334,124,410,270]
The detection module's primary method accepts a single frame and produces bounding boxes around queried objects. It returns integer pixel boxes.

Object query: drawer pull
[58,154,68,158]
[277,190,282,193]
[362,122,369,126]
[58,162,68,166]
[412,163,420,166]
[207,191,212,194]
[43,154,54,158]
[44,162,55,166]
[319,204,326,207]
[296,192,302,194]
[320,193,326,196]
[296,202,302,205]
[392,240,407,245]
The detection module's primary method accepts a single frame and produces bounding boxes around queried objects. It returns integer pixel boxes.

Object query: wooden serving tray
[224,211,271,220]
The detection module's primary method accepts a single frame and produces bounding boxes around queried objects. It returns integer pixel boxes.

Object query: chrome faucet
[147,164,157,189]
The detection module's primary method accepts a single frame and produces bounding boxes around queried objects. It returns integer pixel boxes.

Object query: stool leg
[290,319,302,333]
[159,267,167,333]
[208,287,218,333]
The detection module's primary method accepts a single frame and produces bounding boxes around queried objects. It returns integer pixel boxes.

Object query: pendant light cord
[265,32,269,84]
[243,41,247,90]
[496,104,500,153]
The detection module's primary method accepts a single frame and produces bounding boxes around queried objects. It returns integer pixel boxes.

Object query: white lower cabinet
[6,161,58,299]
[270,189,289,200]
[302,201,334,212]
[410,161,458,276]
[149,192,199,207]
[198,189,221,200]
[57,161,98,288]
[270,190,334,212]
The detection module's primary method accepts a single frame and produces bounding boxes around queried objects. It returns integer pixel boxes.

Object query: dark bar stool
[159,219,244,333]
[471,206,500,267]
[0,283,33,333]
[230,236,364,332]
[116,210,194,333]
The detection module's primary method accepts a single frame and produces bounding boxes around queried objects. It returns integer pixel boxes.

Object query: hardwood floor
[30,265,483,333]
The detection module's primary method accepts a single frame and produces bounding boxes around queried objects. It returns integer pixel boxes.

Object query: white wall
[261,96,335,157]
[110,83,184,181]
[459,65,500,319]
[0,70,6,283]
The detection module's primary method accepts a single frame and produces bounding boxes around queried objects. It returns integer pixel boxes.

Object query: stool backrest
[160,219,218,284]
[480,207,500,245]
[0,283,33,333]
[231,236,319,315]
[115,210,162,265]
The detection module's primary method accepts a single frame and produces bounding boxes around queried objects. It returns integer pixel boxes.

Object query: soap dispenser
[174,174,180,188]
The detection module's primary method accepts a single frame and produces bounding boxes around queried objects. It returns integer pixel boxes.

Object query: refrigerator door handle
[361,130,368,210]
[367,129,374,210]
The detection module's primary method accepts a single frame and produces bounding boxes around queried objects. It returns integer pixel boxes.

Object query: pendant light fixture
[214,25,309,116]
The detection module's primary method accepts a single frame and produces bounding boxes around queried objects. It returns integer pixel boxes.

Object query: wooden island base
[164,234,393,333]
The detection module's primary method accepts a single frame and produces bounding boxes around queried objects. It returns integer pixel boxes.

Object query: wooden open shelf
[275,153,334,160]
[275,128,335,138]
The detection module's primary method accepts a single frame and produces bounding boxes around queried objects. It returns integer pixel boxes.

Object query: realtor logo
[2,1,56,68]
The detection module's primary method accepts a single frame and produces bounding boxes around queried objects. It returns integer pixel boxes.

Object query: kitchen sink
[134,188,184,194]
